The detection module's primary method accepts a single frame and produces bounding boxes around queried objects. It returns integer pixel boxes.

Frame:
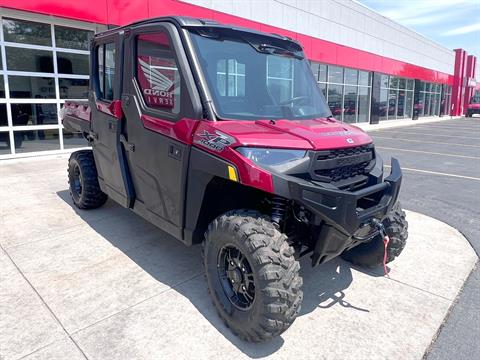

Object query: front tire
[203,210,303,342]
[68,150,107,209]
[341,202,408,267]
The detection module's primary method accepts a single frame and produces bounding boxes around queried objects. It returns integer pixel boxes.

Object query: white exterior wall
[184,0,455,75]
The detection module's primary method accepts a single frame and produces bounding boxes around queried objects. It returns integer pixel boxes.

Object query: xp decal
[194,130,234,152]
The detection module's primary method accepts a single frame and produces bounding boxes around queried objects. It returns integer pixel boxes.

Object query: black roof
[96,16,298,44]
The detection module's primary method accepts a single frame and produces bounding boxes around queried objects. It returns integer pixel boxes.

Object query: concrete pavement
[366,117,480,359]
[0,155,477,360]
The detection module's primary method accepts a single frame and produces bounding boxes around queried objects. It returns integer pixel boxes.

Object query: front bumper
[272,158,402,265]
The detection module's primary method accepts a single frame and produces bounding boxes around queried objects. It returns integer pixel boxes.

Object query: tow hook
[373,218,390,278]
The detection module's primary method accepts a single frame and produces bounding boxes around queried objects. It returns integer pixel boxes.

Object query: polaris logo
[319,130,354,137]
[336,153,372,166]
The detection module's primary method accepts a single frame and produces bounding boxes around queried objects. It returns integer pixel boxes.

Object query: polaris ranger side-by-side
[61,17,408,342]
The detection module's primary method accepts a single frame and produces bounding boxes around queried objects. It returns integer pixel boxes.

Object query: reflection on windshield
[189,30,332,121]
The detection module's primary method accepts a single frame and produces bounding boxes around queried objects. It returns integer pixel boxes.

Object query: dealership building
[0,0,478,159]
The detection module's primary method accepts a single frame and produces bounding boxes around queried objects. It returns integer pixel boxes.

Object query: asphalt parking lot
[368,117,480,359]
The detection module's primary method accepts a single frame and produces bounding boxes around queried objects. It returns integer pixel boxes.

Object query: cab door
[121,23,203,240]
[90,33,131,207]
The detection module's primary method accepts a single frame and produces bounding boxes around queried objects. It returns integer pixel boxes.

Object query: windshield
[471,91,480,104]
[189,29,332,120]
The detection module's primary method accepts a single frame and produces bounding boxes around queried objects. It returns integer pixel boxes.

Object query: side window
[136,32,180,114]
[97,42,116,101]
[216,59,245,97]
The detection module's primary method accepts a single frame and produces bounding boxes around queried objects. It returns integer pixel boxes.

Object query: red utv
[62,17,408,342]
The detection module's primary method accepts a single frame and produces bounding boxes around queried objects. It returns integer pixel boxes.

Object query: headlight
[236,147,307,168]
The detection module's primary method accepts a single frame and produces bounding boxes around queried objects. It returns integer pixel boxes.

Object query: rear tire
[203,210,303,342]
[341,202,408,267]
[68,150,107,209]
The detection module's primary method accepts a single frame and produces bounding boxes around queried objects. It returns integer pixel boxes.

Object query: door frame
[90,30,135,207]
[120,21,204,241]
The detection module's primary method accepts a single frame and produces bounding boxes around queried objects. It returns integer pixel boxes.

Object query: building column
[413,80,422,119]
[440,84,447,117]
[451,49,466,116]
[369,72,381,124]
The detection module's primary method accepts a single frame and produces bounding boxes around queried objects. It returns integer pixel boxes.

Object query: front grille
[315,163,369,181]
[310,144,375,187]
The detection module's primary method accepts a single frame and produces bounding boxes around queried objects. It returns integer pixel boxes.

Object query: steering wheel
[278,96,309,106]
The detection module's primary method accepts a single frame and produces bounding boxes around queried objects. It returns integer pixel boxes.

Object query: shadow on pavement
[300,259,372,315]
[57,189,379,357]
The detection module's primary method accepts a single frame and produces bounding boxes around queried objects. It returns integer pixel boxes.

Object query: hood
[213,118,372,150]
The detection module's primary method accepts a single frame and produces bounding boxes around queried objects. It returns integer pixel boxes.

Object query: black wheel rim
[217,245,255,310]
[70,163,83,202]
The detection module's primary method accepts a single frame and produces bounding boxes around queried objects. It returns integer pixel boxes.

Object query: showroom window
[379,74,414,121]
[442,85,452,116]
[415,81,443,117]
[311,61,372,123]
[0,14,101,158]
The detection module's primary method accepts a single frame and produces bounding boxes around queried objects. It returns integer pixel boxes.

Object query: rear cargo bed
[62,101,91,134]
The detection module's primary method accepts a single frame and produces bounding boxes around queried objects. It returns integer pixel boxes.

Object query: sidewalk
[356,116,464,132]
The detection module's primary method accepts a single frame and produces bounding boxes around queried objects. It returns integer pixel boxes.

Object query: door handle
[168,144,182,160]
[89,131,98,141]
[120,134,135,152]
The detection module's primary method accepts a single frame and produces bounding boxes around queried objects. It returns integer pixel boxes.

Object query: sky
[357,0,480,59]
